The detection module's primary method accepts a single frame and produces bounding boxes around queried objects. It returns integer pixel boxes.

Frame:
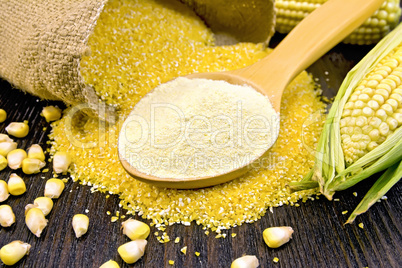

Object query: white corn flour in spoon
[119,77,280,179]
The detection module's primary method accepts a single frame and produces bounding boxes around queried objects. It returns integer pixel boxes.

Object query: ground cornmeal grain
[49,0,325,236]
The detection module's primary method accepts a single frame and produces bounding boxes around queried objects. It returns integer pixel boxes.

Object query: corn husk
[290,23,402,222]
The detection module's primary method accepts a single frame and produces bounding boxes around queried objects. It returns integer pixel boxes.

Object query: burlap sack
[0,0,275,120]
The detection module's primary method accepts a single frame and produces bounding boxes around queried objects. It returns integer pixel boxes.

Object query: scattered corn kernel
[41,106,62,122]
[231,255,259,268]
[117,240,147,264]
[5,122,29,138]
[111,216,118,222]
[27,144,45,162]
[0,180,9,202]
[353,192,358,197]
[7,149,27,170]
[263,226,294,248]
[0,109,7,123]
[99,259,120,268]
[0,205,15,227]
[342,210,348,215]
[0,155,7,171]
[72,214,89,238]
[0,141,17,157]
[359,223,364,229]
[7,173,26,196]
[0,241,31,266]
[0,134,12,143]
[25,207,48,237]
[121,218,150,240]
[195,252,200,257]
[174,237,180,243]
[53,151,71,173]
[180,246,187,255]
[25,197,53,216]
[273,257,279,263]
[22,158,46,174]
[44,178,65,199]
[231,233,237,238]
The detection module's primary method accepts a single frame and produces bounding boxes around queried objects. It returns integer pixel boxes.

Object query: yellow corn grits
[49,0,324,235]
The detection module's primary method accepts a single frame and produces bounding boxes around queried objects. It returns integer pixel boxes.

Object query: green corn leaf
[330,139,402,191]
[346,161,402,224]
[336,126,402,177]
[288,181,319,193]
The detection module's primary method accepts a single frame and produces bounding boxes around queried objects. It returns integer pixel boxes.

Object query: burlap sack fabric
[0,0,111,118]
[0,0,274,120]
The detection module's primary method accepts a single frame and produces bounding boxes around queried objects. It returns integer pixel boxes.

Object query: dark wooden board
[0,38,401,268]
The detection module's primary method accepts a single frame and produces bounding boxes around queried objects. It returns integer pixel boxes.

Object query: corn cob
[275,0,401,45]
[290,23,402,223]
[341,45,402,164]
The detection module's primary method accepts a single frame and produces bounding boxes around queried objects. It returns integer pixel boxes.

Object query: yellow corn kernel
[195,252,200,257]
[25,197,54,217]
[5,122,29,138]
[117,240,147,264]
[53,151,71,173]
[0,141,17,157]
[168,260,174,265]
[0,134,13,143]
[0,205,15,227]
[0,109,6,123]
[7,149,27,170]
[121,218,150,240]
[99,259,120,268]
[0,180,9,202]
[34,197,54,216]
[0,241,31,266]
[25,207,48,237]
[273,257,279,263]
[27,144,45,162]
[7,173,26,196]
[44,178,65,199]
[230,255,259,268]
[263,226,294,248]
[22,158,46,174]
[72,214,89,238]
[0,155,7,171]
[41,106,62,122]
[180,246,187,255]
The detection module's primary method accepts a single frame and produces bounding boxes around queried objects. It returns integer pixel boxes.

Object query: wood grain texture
[0,40,401,268]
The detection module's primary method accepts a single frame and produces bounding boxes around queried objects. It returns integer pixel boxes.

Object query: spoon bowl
[119,0,385,189]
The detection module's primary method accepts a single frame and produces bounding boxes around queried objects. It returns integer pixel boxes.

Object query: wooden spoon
[119,0,385,189]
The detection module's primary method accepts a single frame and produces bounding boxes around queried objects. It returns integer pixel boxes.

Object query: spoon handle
[233,0,385,111]
[271,0,384,79]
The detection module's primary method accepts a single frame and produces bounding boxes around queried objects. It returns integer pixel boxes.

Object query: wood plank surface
[0,37,401,268]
